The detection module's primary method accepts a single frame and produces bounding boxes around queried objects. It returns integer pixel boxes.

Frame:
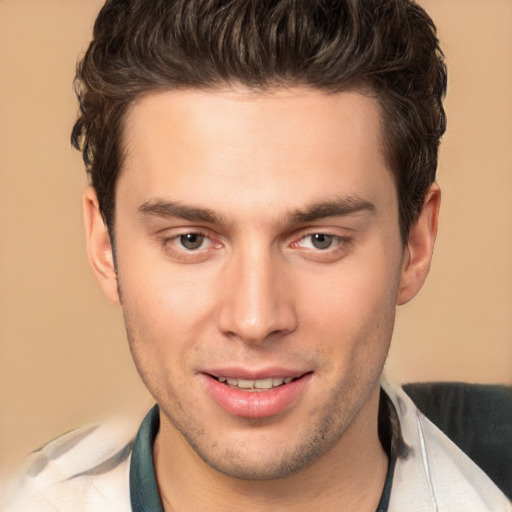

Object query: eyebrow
[289,195,375,223]
[138,200,222,223]
[138,194,375,225]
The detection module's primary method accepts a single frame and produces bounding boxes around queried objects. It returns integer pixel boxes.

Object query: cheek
[119,277,204,404]
[304,258,399,318]
[296,247,401,357]
[118,244,216,325]
[116,254,219,377]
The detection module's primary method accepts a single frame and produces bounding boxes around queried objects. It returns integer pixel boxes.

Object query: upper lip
[203,367,311,380]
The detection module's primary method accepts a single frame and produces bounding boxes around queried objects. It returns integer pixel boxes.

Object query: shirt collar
[130,404,164,512]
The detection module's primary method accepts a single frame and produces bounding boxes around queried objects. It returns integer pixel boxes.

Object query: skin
[84,87,440,511]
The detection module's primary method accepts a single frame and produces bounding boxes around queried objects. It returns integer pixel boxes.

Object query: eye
[158,230,222,263]
[300,233,337,250]
[179,233,207,250]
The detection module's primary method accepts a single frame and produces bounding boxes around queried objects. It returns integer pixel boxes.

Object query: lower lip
[202,373,312,419]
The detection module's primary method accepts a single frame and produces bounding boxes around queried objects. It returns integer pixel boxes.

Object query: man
[2,0,510,510]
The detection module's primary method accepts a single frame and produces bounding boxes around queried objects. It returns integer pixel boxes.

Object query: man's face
[109,88,407,479]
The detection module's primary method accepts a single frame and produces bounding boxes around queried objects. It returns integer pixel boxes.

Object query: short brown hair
[72,0,447,243]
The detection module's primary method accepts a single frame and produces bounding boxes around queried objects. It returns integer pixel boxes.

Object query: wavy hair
[72,0,447,243]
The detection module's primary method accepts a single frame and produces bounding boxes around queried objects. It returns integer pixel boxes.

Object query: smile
[204,372,313,418]
[215,376,295,390]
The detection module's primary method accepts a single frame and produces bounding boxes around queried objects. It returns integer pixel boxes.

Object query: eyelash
[160,230,220,261]
[159,230,352,262]
[294,233,347,250]
[290,232,352,263]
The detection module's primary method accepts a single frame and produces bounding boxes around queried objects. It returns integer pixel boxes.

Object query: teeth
[254,378,274,389]
[217,376,295,390]
[237,378,254,389]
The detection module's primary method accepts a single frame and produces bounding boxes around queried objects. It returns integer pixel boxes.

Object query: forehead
[117,87,394,220]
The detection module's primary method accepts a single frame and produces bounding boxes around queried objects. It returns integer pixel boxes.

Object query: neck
[154,387,388,512]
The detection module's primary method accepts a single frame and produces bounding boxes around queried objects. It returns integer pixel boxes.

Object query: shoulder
[383,381,512,512]
[402,381,512,497]
[1,416,140,512]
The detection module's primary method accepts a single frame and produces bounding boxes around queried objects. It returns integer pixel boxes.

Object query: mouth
[203,371,312,418]
[211,375,298,391]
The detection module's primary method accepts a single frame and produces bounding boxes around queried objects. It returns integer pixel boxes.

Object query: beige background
[0,0,511,478]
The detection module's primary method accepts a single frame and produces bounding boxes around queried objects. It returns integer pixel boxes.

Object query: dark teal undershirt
[130,404,396,512]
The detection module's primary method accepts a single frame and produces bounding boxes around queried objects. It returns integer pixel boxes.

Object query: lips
[202,370,312,419]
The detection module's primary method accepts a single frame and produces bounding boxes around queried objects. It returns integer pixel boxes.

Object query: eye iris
[180,233,204,250]
[311,233,333,249]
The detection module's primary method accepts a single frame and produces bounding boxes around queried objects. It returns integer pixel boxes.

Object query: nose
[217,244,298,344]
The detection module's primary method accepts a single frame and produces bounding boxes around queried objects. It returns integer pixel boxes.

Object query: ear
[397,183,441,306]
[83,187,121,304]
